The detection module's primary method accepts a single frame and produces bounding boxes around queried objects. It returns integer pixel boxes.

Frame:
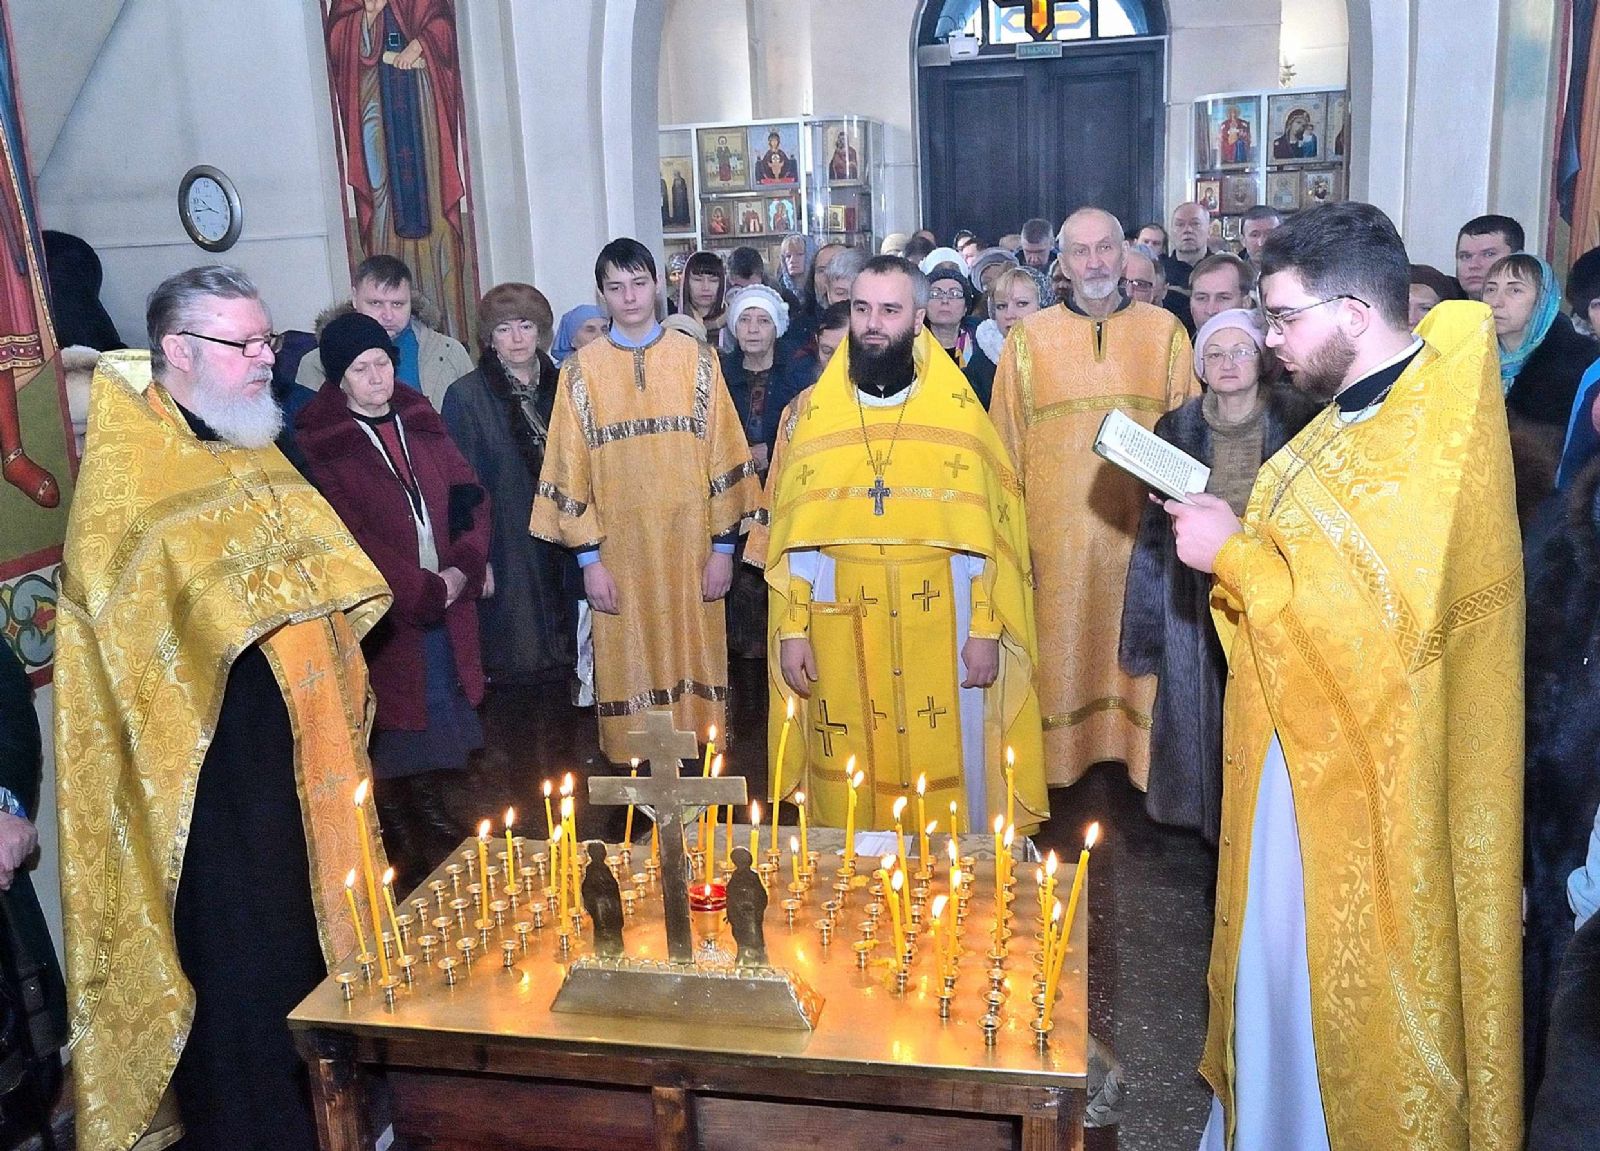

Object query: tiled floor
[443,659,1220,1150]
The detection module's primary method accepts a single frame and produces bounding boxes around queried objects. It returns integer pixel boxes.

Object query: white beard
[187,361,283,449]
[1077,275,1118,300]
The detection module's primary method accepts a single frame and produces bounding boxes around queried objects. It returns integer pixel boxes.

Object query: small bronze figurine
[725,847,769,967]
[581,840,625,957]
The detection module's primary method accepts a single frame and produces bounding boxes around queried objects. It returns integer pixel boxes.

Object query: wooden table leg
[1021,1089,1085,1151]
[296,1028,373,1151]
[652,1085,694,1151]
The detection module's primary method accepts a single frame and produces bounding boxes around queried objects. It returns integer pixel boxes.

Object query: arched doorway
[916,1,1167,241]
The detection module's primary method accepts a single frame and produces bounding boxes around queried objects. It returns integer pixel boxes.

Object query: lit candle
[922,820,936,875]
[1041,850,1059,933]
[477,821,492,923]
[947,867,963,968]
[893,796,909,882]
[991,814,1005,951]
[771,696,795,810]
[382,866,407,961]
[1004,745,1016,831]
[624,760,639,845]
[947,834,958,881]
[950,798,959,837]
[561,795,577,913]
[1002,825,1016,901]
[553,827,567,925]
[886,868,907,963]
[721,757,734,865]
[1046,823,1100,1021]
[505,807,519,890]
[749,802,762,861]
[704,758,722,885]
[702,724,718,777]
[915,774,928,865]
[790,834,802,888]
[795,788,809,861]
[542,779,555,840]
[344,869,370,958]
[842,763,862,868]
[353,781,389,981]
[1043,897,1063,980]
[929,893,948,971]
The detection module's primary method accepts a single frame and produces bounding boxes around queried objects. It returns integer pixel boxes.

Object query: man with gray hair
[1016,217,1057,269]
[991,207,1193,804]
[55,265,391,1151]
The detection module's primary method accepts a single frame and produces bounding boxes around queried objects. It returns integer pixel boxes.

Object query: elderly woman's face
[340,346,395,417]
[492,317,538,368]
[575,316,609,350]
[1200,327,1261,396]
[735,308,776,356]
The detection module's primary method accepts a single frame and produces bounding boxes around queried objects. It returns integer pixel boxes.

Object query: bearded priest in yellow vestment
[746,256,1046,836]
[990,208,1194,792]
[56,271,392,1151]
[1167,205,1522,1151]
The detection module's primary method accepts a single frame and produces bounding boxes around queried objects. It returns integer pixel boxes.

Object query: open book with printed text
[1092,409,1210,504]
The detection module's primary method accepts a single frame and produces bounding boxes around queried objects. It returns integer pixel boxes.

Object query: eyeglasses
[928,287,966,301]
[1201,347,1258,367]
[1259,294,1369,334]
[180,330,284,357]
[1121,278,1155,292]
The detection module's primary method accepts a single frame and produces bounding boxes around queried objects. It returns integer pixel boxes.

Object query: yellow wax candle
[624,760,639,845]
[701,724,718,777]
[651,816,660,864]
[353,781,389,981]
[477,821,492,923]
[382,866,408,962]
[949,798,959,837]
[553,828,568,925]
[842,763,862,868]
[790,835,802,887]
[721,757,734,864]
[1004,745,1016,831]
[771,696,795,810]
[344,870,370,958]
[795,788,809,861]
[1002,826,1016,907]
[1041,851,1059,931]
[948,867,963,966]
[929,893,948,971]
[947,835,958,882]
[704,758,722,885]
[505,807,519,890]
[542,779,555,840]
[892,796,909,880]
[915,775,928,865]
[1047,823,1100,1019]
[991,814,1005,950]
[561,795,577,912]
[922,820,936,876]
[886,869,907,963]
[1043,898,1063,979]
[749,802,762,861]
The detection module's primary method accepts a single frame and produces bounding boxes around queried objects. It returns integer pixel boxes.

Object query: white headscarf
[726,284,790,338]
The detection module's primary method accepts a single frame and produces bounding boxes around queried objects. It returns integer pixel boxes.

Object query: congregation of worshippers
[20,193,1600,1151]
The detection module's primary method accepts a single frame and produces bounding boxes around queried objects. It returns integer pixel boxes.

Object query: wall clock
[178,165,243,253]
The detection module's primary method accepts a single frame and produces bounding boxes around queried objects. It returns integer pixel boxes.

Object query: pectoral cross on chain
[868,474,892,516]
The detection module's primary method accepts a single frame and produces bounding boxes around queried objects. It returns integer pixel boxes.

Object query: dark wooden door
[918,39,1163,243]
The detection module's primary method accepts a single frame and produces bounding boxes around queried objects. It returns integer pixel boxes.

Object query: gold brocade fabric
[746,330,1046,833]
[530,331,758,760]
[54,352,392,1151]
[989,302,1194,788]
[1202,302,1524,1149]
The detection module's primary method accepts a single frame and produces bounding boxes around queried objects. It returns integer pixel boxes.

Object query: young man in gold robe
[746,255,1046,835]
[990,208,1194,792]
[532,239,759,762]
[55,267,392,1151]
[1167,202,1523,1150]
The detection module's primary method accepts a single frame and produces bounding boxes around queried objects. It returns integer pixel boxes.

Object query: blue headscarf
[1498,255,1561,392]
[1556,359,1600,489]
[552,305,606,364]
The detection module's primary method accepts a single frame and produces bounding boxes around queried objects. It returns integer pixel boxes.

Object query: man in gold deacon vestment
[55,267,391,1151]
[990,208,1193,792]
[745,255,1047,834]
[532,239,759,761]
[1166,203,1523,1150]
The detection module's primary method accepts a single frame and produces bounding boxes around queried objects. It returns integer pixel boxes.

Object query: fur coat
[1118,384,1320,842]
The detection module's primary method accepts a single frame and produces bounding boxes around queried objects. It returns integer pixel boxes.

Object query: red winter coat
[296,381,490,730]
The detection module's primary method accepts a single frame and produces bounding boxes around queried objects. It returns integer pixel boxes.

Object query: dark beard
[847,327,916,398]
[1290,329,1358,402]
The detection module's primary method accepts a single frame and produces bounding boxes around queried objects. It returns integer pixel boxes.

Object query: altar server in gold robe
[55,267,392,1151]
[746,255,1047,834]
[990,208,1193,791]
[532,239,759,761]
[1166,203,1523,1151]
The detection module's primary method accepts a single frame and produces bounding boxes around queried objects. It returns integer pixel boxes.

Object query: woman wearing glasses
[1118,308,1317,842]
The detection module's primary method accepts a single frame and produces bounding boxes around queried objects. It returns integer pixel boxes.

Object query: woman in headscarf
[1118,308,1318,843]
[551,304,607,365]
[673,250,728,345]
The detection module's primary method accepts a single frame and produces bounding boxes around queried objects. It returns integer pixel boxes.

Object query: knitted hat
[319,312,397,387]
[726,284,790,338]
[919,247,967,276]
[1191,307,1266,380]
[478,282,554,350]
[925,262,974,303]
[968,246,1019,288]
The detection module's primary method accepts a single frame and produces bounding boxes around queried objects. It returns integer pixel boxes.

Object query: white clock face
[186,177,232,243]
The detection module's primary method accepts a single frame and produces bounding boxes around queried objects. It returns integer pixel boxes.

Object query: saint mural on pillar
[322,0,481,344]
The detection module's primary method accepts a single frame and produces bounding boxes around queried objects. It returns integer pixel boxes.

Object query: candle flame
[1086,821,1101,849]
[993,814,1005,834]
[631,757,640,768]
[947,838,958,861]
[925,820,938,835]
[1052,899,1063,922]
[891,870,904,893]
[1006,744,1015,766]
[1003,826,1015,847]
[951,866,962,888]
[561,796,574,816]
[345,869,357,888]
[845,753,857,774]
[711,756,722,777]
[916,773,926,795]
[751,801,762,826]
[795,789,806,805]
[708,724,718,743]
[1046,850,1059,877]
[505,806,515,829]
[477,819,491,840]
[561,772,574,795]
[382,866,395,887]
[551,825,564,844]
[881,853,896,871]
[851,771,864,788]
[543,779,553,797]
[1035,866,1044,884]
[785,696,796,719]
[790,834,800,853]
[353,779,369,806]
[930,893,948,919]
[893,796,907,819]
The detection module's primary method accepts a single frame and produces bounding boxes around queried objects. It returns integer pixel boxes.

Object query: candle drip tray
[551,955,823,1031]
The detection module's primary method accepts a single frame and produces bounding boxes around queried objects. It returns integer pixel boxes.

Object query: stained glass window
[931,0,1152,45]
